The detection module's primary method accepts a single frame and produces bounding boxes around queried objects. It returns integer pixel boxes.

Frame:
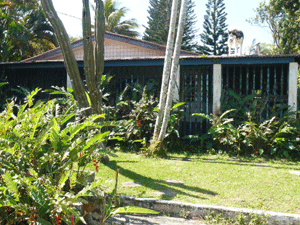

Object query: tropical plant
[104,82,185,154]
[0,0,57,62]
[197,0,229,55]
[0,88,112,224]
[220,89,289,125]
[113,87,158,152]
[103,0,139,37]
[90,0,139,37]
[143,0,198,51]
[0,88,160,224]
[194,93,300,159]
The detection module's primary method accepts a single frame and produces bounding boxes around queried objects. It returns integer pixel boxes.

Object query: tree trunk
[41,0,106,117]
[158,0,188,141]
[94,0,105,114]
[152,0,179,141]
[41,0,91,117]
[82,0,103,115]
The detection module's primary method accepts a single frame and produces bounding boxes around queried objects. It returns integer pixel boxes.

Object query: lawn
[88,152,300,214]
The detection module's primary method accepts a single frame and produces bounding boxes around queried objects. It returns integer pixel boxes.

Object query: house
[0,31,299,136]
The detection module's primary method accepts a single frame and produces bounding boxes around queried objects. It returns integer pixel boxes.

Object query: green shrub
[0,88,111,224]
[194,90,300,159]
[107,83,185,153]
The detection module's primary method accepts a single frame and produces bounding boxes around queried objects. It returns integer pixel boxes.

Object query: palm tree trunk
[158,0,188,141]
[152,0,179,142]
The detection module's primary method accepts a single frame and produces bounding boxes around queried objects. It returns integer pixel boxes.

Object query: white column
[67,74,72,89]
[213,64,222,115]
[288,62,298,115]
[173,65,180,103]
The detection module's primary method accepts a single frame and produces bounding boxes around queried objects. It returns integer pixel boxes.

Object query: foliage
[143,0,198,51]
[205,211,268,225]
[0,75,9,111]
[220,89,289,125]
[0,88,112,224]
[91,0,139,37]
[106,82,185,155]
[197,0,228,55]
[247,0,300,54]
[0,0,58,62]
[194,90,300,159]
[113,86,158,152]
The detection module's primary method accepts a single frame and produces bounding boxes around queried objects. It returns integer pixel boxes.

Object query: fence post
[213,64,222,114]
[288,62,298,116]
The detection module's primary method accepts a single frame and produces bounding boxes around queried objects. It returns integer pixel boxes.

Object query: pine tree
[143,0,198,52]
[198,0,228,55]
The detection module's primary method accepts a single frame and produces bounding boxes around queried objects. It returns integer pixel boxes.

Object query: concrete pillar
[213,64,222,115]
[288,62,298,115]
[67,74,72,89]
[173,65,180,103]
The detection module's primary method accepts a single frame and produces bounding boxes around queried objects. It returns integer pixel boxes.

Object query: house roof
[21,31,198,63]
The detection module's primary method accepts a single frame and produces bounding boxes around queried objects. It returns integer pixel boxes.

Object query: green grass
[88,152,300,214]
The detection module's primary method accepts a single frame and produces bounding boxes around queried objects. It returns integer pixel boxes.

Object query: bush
[106,82,185,153]
[0,88,111,224]
[194,90,300,159]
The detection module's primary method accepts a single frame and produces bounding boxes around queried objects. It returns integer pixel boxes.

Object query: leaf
[85,92,91,106]
[174,130,180,138]
[171,102,185,110]
[69,171,77,189]
[220,109,236,120]
[192,113,211,121]
[0,82,8,87]
[30,188,46,207]
[283,150,290,159]
[75,180,105,198]
[50,118,61,152]
[81,131,110,152]
[26,88,41,107]
[61,112,75,125]
[58,170,70,190]
[37,218,52,225]
[2,171,19,201]
[259,149,264,155]
[39,206,49,217]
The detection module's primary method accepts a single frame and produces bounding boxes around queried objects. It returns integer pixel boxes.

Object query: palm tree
[92,0,139,38]
[0,0,57,62]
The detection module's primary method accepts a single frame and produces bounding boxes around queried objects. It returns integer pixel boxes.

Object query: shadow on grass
[104,160,217,200]
[196,158,300,170]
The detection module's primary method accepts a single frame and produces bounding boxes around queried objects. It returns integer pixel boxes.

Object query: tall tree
[198,0,228,55]
[0,0,58,62]
[91,0,139,37]
[41,0,105,117]
[247,0,300,54]
[151,0,188,156]
[143,0,197,52]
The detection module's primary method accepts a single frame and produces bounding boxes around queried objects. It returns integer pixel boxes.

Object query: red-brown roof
[21,31,198,63]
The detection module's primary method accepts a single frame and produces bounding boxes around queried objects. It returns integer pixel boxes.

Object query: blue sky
[52,0,272,54]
